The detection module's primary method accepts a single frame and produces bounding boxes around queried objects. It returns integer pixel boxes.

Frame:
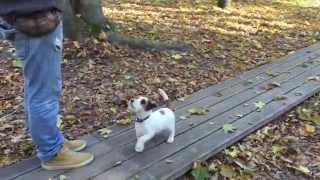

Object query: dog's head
[128,96,157,113]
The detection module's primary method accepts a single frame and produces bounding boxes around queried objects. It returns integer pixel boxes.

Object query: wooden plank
[172,42,320,109]
[58,62,313,180]
[91,124,133,141]
[92,59,320,179]
[55,135,167,180]
[8,134,101,180]
[97,54,318,151]
[100,56,318,150]
[60,58,319,180]
[99,44,320,144]
[138,79,320,180]
[0,157,40,180]
[94,45,320,146]
[99,44,320,146]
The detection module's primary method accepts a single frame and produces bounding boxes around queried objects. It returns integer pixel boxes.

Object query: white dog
[128,89,175,152]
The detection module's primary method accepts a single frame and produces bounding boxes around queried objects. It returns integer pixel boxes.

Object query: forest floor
[0,0,319,179]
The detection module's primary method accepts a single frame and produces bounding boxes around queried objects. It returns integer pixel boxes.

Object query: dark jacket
[0,0,64,16]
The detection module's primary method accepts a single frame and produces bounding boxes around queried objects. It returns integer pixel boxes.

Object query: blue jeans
[1,19,64,161]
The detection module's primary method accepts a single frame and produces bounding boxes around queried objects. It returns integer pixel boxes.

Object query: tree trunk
[217,0,232,9]
[63,0,82,40]
[63,0,190,51]
[63,0,109,41]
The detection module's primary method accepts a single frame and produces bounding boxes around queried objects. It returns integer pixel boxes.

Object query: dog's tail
[158,88,175,111]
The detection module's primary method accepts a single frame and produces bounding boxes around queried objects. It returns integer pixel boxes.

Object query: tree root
[107,32,191,52]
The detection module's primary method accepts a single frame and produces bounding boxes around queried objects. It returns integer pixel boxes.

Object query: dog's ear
[144,101,157,111]
[141,99,146,105]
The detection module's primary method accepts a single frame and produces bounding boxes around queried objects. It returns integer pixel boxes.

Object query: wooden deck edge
[168,82,320,180]
[136,78,320,180]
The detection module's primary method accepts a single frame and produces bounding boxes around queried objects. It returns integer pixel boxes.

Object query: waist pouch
[5,10,60,37]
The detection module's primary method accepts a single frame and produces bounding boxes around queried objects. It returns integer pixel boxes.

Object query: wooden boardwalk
[1,43,320,180]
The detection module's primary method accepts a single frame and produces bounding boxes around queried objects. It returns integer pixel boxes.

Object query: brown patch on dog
[145,101,157,111]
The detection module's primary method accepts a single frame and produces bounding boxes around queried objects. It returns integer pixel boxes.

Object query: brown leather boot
[41,146,94,170]
[64,139,87,152]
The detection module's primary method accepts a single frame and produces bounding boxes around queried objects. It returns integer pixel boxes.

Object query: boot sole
[41,154,94,171]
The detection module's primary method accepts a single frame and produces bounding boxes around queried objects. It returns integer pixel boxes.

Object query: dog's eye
[140,99,146,105]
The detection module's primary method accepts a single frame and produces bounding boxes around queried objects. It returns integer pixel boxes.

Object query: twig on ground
[0,102,23,122]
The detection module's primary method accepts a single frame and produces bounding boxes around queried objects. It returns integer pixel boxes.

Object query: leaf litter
[184,92,320,180]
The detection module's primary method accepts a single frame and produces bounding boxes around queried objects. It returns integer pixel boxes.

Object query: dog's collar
[136,115,150,123]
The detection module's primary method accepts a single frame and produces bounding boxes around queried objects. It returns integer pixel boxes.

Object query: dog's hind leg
[167,127,175,143]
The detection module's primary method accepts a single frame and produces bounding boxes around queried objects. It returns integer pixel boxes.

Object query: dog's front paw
[135,143,144,152]
[167,137,174,143]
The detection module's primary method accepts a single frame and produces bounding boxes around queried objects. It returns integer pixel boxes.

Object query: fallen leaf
[110,107,117,113]
[288,165,311,175]
[98,31,108,41]
[223,123,237,133]
[307,76,320,81]
[64,115,76,120]
[214,92,223,97]
[224,146,240,158]
[191,160,209,180]
[179,116,187,120]
[234,160,256,174]
[79,110,91,117]
[56,115,63,129]
[273,95,288,101]
[219,164,236,178]
[305,124,316,133]
[254,101,265,111]
[172,54,183,60]
[13,59,22,68]
[98,128,112,138]
[187,107,209,115]
[73,41,80,49]
[59,175,67,180]
[113,161,122,167]
[115,118,131,125]
[272,144,285,154]
[165,159,174,164]
[208,163,218,172]
[262,82,280,90]
[11,135,24,143]
[297,107,320,122]
[265,68,276,77]
[236,114,243,118]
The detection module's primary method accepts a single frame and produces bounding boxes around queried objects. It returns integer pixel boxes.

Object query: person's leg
[13,19,93,170]
[14,22,64,161]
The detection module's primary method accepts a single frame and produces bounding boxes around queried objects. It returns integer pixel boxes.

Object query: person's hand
[0,18,15,40]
